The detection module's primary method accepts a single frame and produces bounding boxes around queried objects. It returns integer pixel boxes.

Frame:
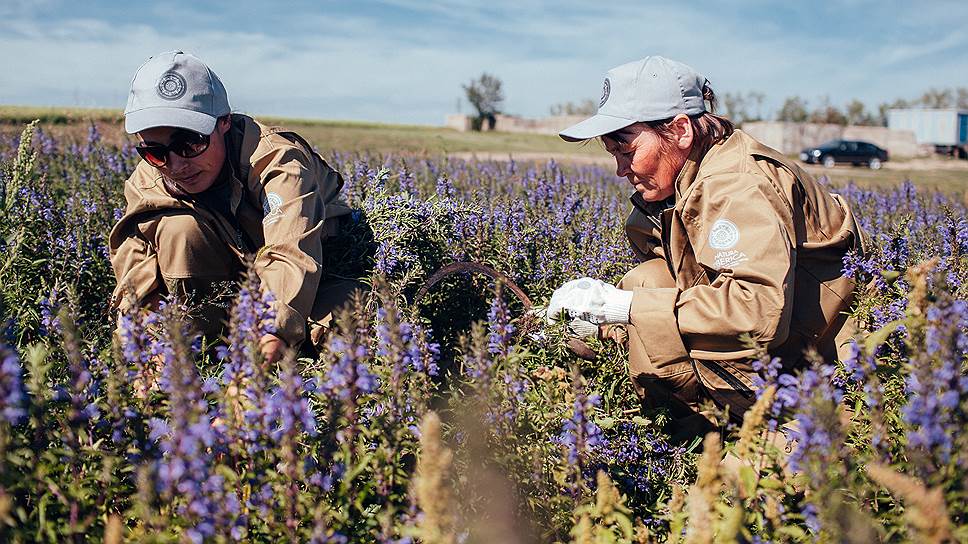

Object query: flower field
[0,121,966,543]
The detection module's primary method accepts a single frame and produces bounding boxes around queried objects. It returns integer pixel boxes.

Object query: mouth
[628,176,651,188]
[173,171,201,185]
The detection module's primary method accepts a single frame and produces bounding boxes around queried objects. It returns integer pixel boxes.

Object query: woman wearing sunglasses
[110,51,356,363]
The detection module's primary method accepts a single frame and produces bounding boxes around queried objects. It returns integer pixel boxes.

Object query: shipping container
[887,108,968,146]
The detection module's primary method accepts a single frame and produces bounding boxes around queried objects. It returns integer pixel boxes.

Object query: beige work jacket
[109,114,351,345]
[625,130,866,382]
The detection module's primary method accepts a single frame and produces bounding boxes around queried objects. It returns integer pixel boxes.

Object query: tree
[918,88,954,108]
[808,97,848,125]
[721,91,766,124]
[721,92,747,123]
[462,73,505,131]
[776,97,809,123]
[746,91,766,122]
[845,99,876,126]
[549,99,597,116]
[877,98,910,126]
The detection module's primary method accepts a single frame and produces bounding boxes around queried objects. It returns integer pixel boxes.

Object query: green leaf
[777,524,808,540]
[880,270,901,283]
[739,465,758,497]
[864,319,905,352]
[614,514,634,538]
[758,477,784,490]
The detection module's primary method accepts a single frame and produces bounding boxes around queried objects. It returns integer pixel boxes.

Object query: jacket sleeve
[629,173,795,364]
[109,182,163,313]
[251,144,339,346]
[625,207,665,263]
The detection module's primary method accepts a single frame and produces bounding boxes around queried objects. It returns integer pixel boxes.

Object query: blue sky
[2,0,967,125]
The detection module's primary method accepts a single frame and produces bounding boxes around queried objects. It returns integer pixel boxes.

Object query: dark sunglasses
[135,130,211,167]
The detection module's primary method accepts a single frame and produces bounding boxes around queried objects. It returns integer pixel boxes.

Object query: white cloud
[876,32,967,66]
[0,2,966,124]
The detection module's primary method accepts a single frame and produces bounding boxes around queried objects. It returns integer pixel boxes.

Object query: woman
[111,51,357,362]
[547,56,865,426]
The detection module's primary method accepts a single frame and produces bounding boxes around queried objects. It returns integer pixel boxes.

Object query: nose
[614,155,631,178]
[167,152,190,174]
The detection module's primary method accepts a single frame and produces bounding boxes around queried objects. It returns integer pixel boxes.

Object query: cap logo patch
[156,71,187,101]
[709,218,740,250]
[600,78,610,108]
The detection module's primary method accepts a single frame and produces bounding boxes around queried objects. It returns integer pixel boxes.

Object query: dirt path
[448,151,613,166]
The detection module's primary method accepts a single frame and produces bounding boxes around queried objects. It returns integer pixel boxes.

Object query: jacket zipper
[694,359,755,399]
[660,209,678,281]
[690,360,752,425]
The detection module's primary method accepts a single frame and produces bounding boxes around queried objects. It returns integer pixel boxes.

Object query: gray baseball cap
[559,56,708,142]
[124,50,230,135]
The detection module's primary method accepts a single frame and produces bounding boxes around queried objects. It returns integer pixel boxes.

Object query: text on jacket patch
[714,249,749,269]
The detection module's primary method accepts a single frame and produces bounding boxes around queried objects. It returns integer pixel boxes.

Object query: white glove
[529,308,598,339]
[566,317,599,338]
[546,278,633,327]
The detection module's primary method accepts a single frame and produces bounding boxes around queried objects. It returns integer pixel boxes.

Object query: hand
[259,334,287,364]
[562,317,598,338]
[529,308,598,340]
[546,277,633,326]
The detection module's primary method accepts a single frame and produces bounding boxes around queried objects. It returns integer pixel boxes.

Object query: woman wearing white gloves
[549,56,865,425]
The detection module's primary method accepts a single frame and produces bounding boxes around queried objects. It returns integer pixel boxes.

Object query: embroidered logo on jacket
[262,192,284,225]
[708,219,740,250]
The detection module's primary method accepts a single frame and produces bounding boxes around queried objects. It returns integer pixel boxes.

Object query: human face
[137,117,230,194]
[602,116,693,202]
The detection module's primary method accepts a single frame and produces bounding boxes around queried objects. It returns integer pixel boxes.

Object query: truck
[887,108,968,158]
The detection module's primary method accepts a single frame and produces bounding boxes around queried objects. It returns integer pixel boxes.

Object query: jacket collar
[674,135,719,201]
[223,114,256,215]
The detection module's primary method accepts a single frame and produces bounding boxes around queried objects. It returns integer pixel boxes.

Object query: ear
[670,114,694,151]
[216,114,232,135]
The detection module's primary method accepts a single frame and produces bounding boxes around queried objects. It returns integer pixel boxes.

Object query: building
[888,108,968,157]
[444,113,586,135]
[740,122,921,158]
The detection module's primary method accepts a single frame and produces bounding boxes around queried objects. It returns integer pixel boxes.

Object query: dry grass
[866,463,953,544]
[2,105,965,193]
[0,105,607,158]
[0,105,122,125]
[806,163,968,194]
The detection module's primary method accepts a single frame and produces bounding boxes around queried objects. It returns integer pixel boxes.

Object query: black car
[800,139,888,169]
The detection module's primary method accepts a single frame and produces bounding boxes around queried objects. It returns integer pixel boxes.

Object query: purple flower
[39,287,62,336]
[487,292,515,356]
[375,306,440,377]
[559,392,603,467]
[0,344,27,425]
[902,298,968,466]
[117,304,165,395]
[153,304,244,539]
[787,364,844,475]
[321,337,379,402]
[218,268,277,451]
[264,358,319,442]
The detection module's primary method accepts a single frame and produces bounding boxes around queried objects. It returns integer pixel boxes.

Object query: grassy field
[2,105,966,194]
[0,105,607,157]
[803,162,968,194]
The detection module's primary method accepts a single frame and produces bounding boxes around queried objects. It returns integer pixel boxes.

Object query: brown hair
[646,81,734,151]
